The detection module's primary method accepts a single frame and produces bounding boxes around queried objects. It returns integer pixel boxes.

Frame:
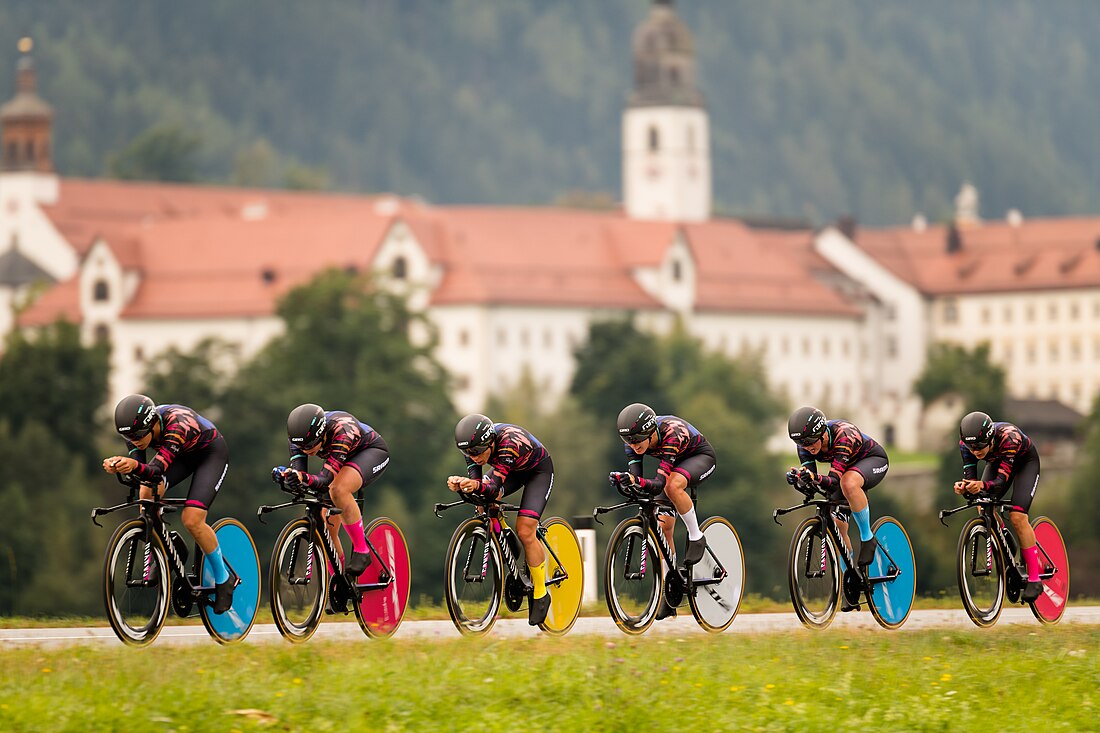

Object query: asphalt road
[3,606,1098,648]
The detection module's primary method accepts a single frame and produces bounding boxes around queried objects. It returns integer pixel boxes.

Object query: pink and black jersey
[466,423,550,496]
[959,422,1033,491]
[288,410,384,489]
[625,415,709,474]
[128,404,219,483]
[797,420,881,477]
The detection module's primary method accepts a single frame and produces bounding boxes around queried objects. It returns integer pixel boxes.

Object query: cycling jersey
[288,411,388,490]
[797,419,889,490]
[126,404,226,510]
[463,424,553,519]
[625,415,715,493]
[960,422,1039,512]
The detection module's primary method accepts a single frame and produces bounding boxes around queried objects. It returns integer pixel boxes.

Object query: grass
[0,625,1095,732]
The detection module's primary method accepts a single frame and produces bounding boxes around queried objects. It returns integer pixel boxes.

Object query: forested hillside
[1,0,1098,225]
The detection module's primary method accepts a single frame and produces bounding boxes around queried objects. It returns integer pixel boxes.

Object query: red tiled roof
[18,275,80,326]
[854,217,1100,295]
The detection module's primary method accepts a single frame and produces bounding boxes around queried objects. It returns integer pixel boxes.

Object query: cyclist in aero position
[787,406,889,577]
[448,414,554,626]
[277,404,390,579]
[610,403,715,619]
[956,410,1043,603]
[102,394,236,613]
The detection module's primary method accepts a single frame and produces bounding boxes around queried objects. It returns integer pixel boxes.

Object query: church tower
[622,0,710,222]
[1,38,54,173]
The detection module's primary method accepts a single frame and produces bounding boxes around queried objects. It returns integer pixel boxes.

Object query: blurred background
[0,0,1098,616]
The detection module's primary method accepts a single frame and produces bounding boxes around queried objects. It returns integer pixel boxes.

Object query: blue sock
[205,544,230,584]
[852,507,873,542]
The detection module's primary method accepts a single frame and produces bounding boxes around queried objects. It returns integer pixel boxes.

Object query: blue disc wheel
[199,518,261,644]
[866,516,915,629]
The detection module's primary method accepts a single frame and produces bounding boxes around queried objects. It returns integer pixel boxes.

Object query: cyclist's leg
[514,457,553,571]
[667,449,715,563]
[1006,451,1041,596]
[178,437,236,612]
[844,452,888,564]
[330,445,389,575]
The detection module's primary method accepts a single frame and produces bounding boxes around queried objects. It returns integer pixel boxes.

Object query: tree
[142,337,241,419]
[1065,395,1100,596]
[107,124,201,182]
[914,342,1005,412]
[570,316,669,426]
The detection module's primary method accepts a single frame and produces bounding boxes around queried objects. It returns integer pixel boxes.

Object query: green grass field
[1,625,1095,732]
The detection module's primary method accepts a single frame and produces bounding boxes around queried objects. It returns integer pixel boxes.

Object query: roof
[853,217,1100,295]
[1004,398,1083,434]
[0,246,53,286]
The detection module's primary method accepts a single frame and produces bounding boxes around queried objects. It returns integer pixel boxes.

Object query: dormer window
[392,256,408,280]
[93,280,109,302]
[671,260,682,281]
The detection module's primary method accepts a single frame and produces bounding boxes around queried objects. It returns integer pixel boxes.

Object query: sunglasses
[964,440,991,451]
[621,434,650,446]
[797,436,822,447]
[463,445,489,457]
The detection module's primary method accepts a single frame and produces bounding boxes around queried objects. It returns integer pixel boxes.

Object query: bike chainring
[171,577,194,618]
[842,568,863,606]
[1005,564,1024,603]
[664,570,685,608]
[504,575,530,612]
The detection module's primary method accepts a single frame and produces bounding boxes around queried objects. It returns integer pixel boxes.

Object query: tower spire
[1,38,55,173]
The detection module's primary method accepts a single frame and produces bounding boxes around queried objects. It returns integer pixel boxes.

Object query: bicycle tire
[199,518,260,644]
[955,516,1005,628]
[786,516,840,629]
[866,516,915,630]
[444,517,503,635]
[603,517,662,635]
[270,518,328,643]
[103,518,169,647]
[538,517,584,636]
[355,517,411,639]
[688,516,744,633]
[1030,517,1069,625]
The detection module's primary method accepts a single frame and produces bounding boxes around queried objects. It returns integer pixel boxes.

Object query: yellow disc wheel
[538,518,584,636]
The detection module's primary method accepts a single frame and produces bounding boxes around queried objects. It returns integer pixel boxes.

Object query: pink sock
[347,519,368,553]
[1022,545,1041,582]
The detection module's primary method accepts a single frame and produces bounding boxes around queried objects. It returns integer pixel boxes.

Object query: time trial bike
[774,469,915,630]
[258,467,411,642]
[92,480,260,647]
[435,492,584,636]
[595,477,745,635]
[939,492,1068,627]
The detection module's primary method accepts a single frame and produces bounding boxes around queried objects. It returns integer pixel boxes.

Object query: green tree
[1065,396,1100,596]
[142,337,241,418]
[107,124,201,182]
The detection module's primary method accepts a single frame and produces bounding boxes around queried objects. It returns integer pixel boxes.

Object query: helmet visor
[962,437,991,451]
[620,432,652,446]
[797,434,823,447]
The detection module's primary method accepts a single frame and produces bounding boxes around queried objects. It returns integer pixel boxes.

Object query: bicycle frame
[594,483,728,598]
[773,480,902,590]
[939,495,1058,583]
[434,495,571,594]
[258,487,396,598]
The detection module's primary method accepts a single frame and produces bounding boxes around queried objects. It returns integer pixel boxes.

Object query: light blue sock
[852,507,873,542]
[205,544,230,584]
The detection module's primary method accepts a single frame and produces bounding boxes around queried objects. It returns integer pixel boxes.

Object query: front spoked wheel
[103,519,169,647]
[955,516,1005,628]
[866,516,915,630]
[444,517,503,636]
[538,518,584,636]
[604,518,662,635]
[355,518,411,639]
[787,516,840,629]
[688,516,744,633]
[1030,517,1069,625]
[199,518,260,644]
[270,518,328,643]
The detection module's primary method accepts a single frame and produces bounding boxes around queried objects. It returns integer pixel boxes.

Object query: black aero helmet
[115,394,157,439]
[788,405,827,445]
[455,414,495,453]
[288,403,327,450]
[617,403,657,444]
[960,410,995,450]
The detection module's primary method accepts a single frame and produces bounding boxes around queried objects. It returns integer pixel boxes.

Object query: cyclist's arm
[959,441,979,480]
[288,442,308,473]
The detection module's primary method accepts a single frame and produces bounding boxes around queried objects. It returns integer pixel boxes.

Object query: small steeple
[1,38,54,173]
[629,0,703,108]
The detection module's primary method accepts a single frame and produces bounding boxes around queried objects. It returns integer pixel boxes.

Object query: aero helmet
[455,414,495,454]
[788,406,827,445]
[288,403,327,450]
[114,394,157,439]
[959,410,995,450]
[617,403,658,444]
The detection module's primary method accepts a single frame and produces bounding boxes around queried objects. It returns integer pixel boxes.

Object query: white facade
[622,106,710,222]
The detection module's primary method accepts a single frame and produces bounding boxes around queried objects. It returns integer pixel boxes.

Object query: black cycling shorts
[498,454,554,521]
[341,440,390,491]
[656,444,716,515]
[982,443,1040,514]
[162,435,229,511]
[830,445,889,521]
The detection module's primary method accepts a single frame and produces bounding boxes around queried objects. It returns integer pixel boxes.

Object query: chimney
[946,223,962,253]
[835,215,857,241]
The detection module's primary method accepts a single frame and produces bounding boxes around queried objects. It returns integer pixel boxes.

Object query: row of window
[996,338,1100,364]
[943,298,1100,324]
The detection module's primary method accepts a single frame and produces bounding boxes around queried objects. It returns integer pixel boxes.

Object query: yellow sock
[529,562,547,599]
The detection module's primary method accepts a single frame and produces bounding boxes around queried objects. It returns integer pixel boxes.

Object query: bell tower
[622,0,710,222]
[1,38,54,173]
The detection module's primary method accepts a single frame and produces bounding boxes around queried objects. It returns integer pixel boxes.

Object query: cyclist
[102,394,236,614]
[955,410,1043,603]
[276,404,390,581]
[786,406,889,578]
[609,403,716,621]
[448,414,553,626]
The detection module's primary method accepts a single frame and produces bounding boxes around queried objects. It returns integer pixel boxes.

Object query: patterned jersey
[625,415,710,488]
[959,422,1033,491]
[128,404,219,483]
[466,423,549,497]
[797,420,880,478]
[289,411,383,490]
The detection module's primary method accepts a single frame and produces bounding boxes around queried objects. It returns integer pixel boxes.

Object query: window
[686,126,695,153]
[886,336,897,358]
[1025,304,1035,322]
[671,260,682,281]
[543,329,553,349]
[5,142,16,163]
[822,339,830,357]
[1070,302,1080,320]
[1071,340,1081,361]
[802,337,811,357]
[24,141,34,162]
[134,346,144,362]
[93,280,109,301]
[497,329,507,347]
[647,126,660,152]
[93,324,110,343]
[1002,305,1013,323]
[943,299,957,323]
[1049,340,1059,362]
[1048,302,1058,320]
[981,307,991,324]
[458,329,469,347]
[392,256,407,280]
